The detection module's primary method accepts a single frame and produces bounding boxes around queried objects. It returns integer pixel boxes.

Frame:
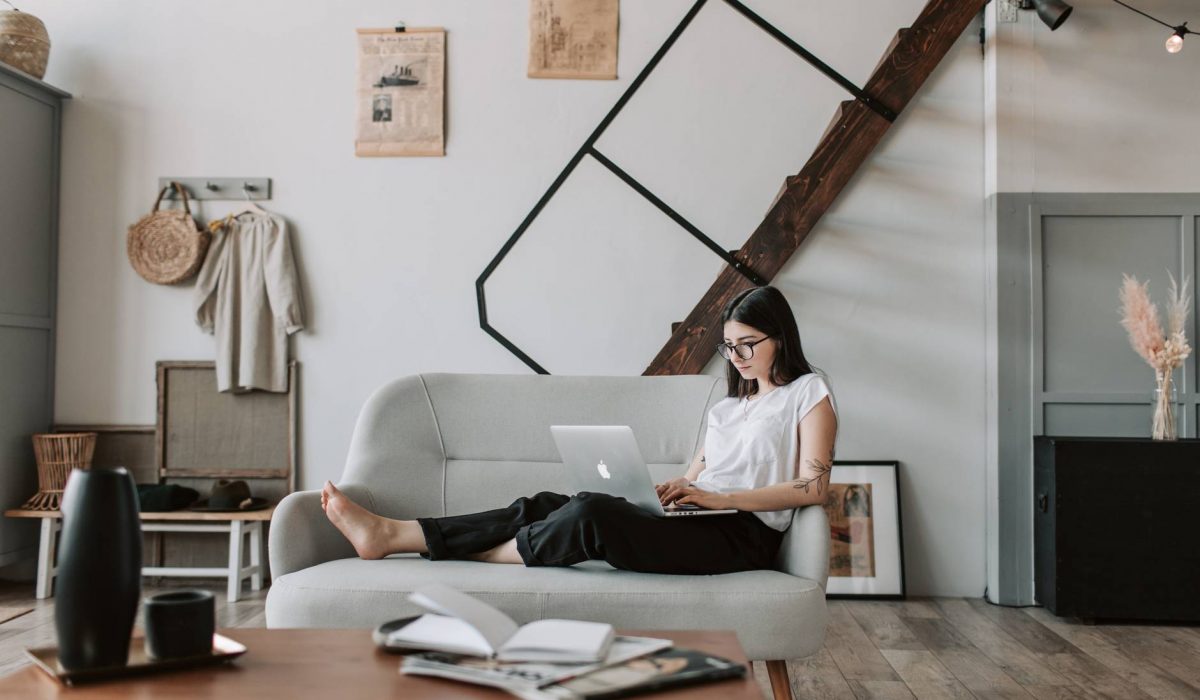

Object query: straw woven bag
[0,2,50,79]
[21,432,96,511]
[127,182,210,285]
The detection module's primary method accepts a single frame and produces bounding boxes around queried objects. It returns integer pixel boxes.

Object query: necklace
[741,385,778,420]
[742,393,759,420]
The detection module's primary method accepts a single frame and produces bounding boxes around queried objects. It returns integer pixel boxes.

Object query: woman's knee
[516,491,567,504]
[564,492,627,520]
[509,491,570,516]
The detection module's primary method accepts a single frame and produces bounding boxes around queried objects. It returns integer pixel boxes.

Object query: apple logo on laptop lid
[597,460,612,479]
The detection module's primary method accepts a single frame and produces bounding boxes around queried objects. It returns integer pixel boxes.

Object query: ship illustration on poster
[374,60,426,88]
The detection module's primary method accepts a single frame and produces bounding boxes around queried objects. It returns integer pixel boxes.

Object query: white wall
[33,0,986,596]
[989,0,1200,194]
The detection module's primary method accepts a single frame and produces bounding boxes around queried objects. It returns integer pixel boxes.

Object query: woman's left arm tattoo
[791,447,834,495]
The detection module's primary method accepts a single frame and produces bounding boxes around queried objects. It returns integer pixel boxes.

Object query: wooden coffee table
[0,628,766,699]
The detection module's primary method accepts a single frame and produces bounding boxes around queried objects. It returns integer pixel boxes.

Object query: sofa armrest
[774,504,830,589]
[268,484,375,578]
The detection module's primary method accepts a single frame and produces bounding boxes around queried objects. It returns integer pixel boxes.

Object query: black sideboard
[1034,436,1200,622]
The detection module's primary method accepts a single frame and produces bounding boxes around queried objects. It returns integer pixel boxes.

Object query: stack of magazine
[377,583,747,699]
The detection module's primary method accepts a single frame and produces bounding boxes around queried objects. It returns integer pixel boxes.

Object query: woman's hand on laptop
[673,486,733,510]
[656,477,691,505]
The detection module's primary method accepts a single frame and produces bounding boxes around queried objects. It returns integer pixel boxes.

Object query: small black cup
[143,589,215,660]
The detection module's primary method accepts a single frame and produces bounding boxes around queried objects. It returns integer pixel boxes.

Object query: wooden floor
[1,582,1198,698]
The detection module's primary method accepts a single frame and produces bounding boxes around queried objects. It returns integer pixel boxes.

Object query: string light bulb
[1111,2,1195,55]
[1166,24,1187,53]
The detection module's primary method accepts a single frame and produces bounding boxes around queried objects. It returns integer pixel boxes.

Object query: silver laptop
[550,425,737,517]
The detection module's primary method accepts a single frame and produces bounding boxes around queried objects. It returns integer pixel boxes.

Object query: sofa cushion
[265,554,828,660]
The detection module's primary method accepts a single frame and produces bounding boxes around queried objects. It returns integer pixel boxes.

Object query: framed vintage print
[528,0,619,80]
[822,460,905,599]
[355,27,446,157]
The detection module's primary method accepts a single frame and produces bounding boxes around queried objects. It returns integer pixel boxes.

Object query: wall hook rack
[158,177,272,201]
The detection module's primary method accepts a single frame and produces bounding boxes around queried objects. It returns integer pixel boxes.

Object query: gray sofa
[266,373,829,692]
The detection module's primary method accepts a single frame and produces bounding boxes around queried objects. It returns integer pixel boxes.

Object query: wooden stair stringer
[644,0,987,376]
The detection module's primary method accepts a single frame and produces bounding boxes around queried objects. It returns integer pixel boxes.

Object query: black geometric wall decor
[476,0,898,374]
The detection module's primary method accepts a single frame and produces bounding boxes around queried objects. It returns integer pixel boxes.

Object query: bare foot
[322,481,396,560]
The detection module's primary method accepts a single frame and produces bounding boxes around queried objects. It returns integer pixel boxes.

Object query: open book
[384,583,616,663]
[399,636,674,693]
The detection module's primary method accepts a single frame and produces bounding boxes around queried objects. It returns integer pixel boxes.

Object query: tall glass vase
[1151,368,1178,441]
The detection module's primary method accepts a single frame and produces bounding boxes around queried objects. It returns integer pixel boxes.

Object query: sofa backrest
[341,373,727,519]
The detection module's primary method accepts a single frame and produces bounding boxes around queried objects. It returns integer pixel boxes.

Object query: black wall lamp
[1020,0,1073,31]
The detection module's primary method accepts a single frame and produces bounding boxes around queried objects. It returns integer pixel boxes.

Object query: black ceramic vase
[55,466,143,671]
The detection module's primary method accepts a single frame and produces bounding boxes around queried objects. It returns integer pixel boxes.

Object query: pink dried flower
[1166,271,1191,338]
[1120,274,1164,366]
[1120,272,1192,373]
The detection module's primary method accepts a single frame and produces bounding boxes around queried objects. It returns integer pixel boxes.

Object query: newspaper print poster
[355,28,445,157]
[529,0,619,80]
[823,483,876,577]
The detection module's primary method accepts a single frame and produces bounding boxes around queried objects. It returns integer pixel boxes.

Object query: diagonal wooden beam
[644,0,987,376]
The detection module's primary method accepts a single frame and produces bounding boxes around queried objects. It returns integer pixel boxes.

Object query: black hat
[187,479,271,512]
[137,483,200,512]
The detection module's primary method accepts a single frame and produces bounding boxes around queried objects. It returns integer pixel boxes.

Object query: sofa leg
[765,659,793,700]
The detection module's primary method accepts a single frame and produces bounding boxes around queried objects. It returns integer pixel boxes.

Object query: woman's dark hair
[720,285,816,398]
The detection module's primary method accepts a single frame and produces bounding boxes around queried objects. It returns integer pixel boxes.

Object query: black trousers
[416,491,784,575]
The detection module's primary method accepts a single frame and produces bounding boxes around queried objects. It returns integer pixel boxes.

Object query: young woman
[321,285,838,575]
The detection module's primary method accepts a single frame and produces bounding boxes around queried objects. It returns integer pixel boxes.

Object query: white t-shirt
[694,372,838,532]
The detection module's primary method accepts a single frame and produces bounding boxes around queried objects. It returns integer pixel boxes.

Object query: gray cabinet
[0,63,68,568]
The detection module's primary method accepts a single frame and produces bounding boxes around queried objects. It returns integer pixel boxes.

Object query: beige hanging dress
[192,212,304,392]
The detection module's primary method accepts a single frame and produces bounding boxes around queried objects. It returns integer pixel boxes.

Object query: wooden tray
[25,633,246,685]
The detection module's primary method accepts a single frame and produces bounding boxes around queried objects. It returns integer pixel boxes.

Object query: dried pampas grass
[1121,271,1192,440]
[1120,271,1192,373]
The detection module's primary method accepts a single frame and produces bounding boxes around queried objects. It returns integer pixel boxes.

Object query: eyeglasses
[715,335,775,361]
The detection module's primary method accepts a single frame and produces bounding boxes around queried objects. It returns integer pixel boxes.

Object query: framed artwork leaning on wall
[821,460,905,599]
